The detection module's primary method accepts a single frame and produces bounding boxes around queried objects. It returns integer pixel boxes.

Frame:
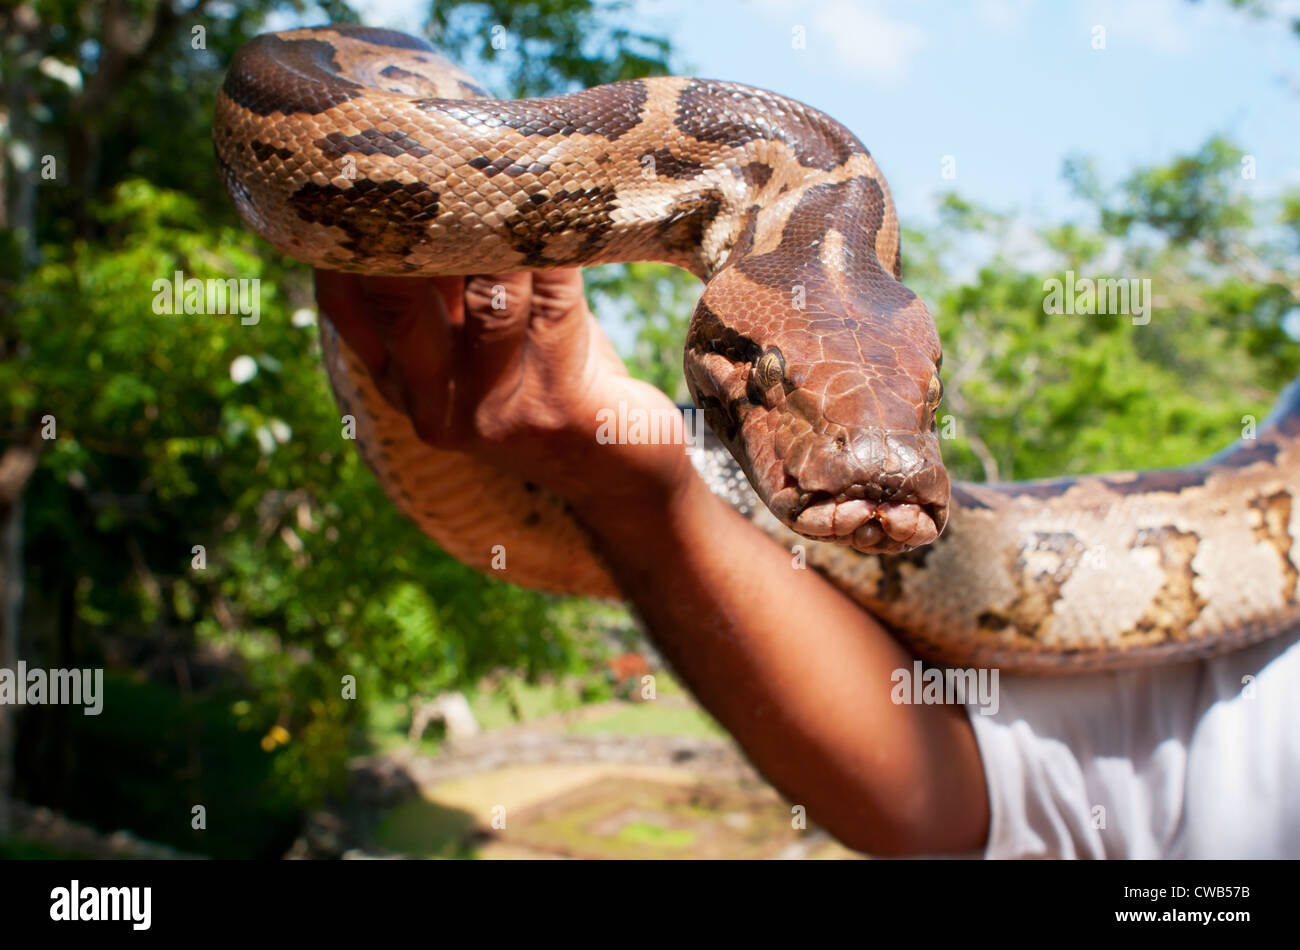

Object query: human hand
[313,268,696,523]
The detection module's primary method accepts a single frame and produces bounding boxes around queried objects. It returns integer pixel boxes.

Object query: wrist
[571,447,702,548]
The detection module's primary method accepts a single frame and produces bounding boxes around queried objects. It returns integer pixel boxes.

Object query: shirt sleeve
[964,629,1300,859]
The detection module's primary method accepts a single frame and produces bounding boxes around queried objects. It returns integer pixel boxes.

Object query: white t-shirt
[965,627,1300,858]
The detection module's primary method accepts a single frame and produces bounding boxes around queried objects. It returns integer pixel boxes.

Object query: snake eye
[926,375,944,428]
[926,374,943,409]
[755,348,785,390]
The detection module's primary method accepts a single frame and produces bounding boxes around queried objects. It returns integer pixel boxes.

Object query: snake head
[685,279,950,555]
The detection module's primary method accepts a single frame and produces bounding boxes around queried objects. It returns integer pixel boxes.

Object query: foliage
[427,0,674,97]
[15,671,303,858]
[0,0,671,853]
[586,262,700,400]
[907,140,1298,485]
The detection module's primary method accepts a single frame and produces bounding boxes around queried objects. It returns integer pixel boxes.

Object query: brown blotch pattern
[654,188,726,261]
[997,477,1077,500]
[314,128,432,159]
[380,65,420,82]
[250,140,293,163]
[734,161,774,188]
[735,176,898,291]
[1105,467,1209,497]
[950,485,993,511]
[1213,437,1280,469]
[466,154,550,178]
[337,25,438,52]
[976,532,1085,638]
[1125,526,1207,641]
[289,179,440,260]
[640,147,708,180]
[1250,490,1298,601]
[675,80,866,171]
[222,36,364,116]
[874,544,937,602]
[686,301,762,365]
[499,185,619,266]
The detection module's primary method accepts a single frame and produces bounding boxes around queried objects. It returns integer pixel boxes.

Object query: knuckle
[465,274,528,326]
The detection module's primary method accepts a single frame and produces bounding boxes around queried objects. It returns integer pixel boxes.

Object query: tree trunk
[0,444,38,840]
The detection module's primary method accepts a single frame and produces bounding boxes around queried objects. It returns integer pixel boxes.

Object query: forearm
[316,269,988,854]
[578,466,989,856]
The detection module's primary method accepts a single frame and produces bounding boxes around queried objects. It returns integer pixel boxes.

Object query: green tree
[914,139,1297,487]
[0,0,672,853]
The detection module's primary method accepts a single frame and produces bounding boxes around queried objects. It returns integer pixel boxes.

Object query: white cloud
[818,1,927,82]
[755,0,928,84]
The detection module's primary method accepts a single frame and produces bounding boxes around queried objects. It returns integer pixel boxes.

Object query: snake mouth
[771,486,949,555]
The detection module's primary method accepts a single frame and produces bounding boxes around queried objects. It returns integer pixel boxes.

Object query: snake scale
[214,24,1300,673]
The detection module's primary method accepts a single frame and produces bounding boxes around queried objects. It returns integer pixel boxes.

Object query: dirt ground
[357,697,864,860]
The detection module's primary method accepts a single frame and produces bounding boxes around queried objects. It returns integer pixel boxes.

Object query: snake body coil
[216,25,1300,673]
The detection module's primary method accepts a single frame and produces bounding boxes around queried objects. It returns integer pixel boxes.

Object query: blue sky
[341,0,1300,230]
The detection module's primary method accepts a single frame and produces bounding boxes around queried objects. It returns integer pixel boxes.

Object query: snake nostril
[868,465,944,507]
[877,472,905,498]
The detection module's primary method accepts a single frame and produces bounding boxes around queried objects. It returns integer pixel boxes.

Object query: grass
[367,670,725,755]
[565,703,724,738]
[368,672,638,748]
[467,679,586,731]
[614,821,696,849]
[367,677,591,755]
[502,777,791,859]
[372,796,481,859]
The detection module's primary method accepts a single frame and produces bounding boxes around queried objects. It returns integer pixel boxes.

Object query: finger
[529,267,590,325]
[430,275,466,328]
[314,269,387,376]
[316,271,467,431]
[528,267,588,318]
[527,268,591,365]
[462,271,534,388]
[315,271,423,415]
[351,275,467,445]
[523,269,597,391]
